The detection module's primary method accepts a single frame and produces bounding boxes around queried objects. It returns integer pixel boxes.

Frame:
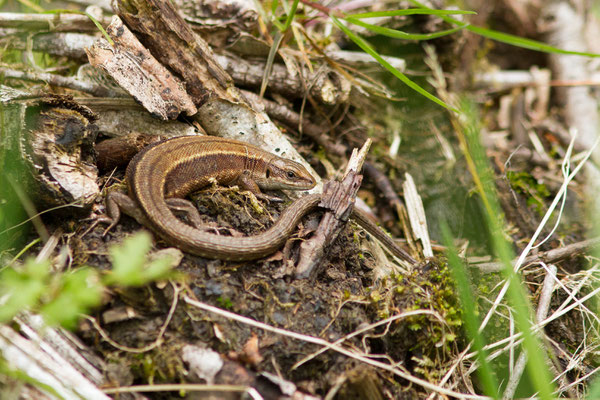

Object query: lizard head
[257,157,317,190]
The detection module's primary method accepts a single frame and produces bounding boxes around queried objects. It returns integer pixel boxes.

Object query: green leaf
[344,17,466,40]
[141,255,175,283]
[587,376,600,399]
[345,8,476,19]
[105,231,173,286]
[106,231,153,286]
[0,258,50,322]
[331,16,457,112]
[40,268,102,328]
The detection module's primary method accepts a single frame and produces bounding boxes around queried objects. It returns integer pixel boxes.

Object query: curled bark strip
[176,0,258,48]
[21,95,100,209]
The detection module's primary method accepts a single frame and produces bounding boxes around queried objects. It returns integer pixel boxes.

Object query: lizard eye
[287,171,296,179]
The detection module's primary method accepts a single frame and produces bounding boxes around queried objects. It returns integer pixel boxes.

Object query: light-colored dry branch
[472,236,600,273]
[0,67,121,98]
[0,31,95,61]
[403,173,433,258]
[0,322,112,400]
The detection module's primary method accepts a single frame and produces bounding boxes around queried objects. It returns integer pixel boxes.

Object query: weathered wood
[114,0,241,106]
[86,17,197,120]
[295,141,371,278]
[0,93,100,212]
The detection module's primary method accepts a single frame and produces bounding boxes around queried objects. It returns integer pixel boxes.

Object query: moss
[506,171,550,215]
[364,260,462,381]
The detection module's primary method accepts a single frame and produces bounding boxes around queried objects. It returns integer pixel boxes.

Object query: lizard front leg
[237,172,282,202]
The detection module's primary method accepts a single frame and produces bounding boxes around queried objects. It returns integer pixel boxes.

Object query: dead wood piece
[114,0,239,107]
[403,173,433,258]
[86,16,197,120]
[2,94,100,210]
[95,133,164,171]
[472,237,600,273]
[216,52,351,106]
[177,0,257,30]
[295,141,370,278]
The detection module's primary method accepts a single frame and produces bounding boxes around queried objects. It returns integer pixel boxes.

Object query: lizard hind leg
[165,198,205,229]
[99,192,151,235]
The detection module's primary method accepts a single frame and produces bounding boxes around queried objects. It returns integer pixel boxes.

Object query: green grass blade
[458,98,555,399]
[345,9,476,19]
[259,31,284,97]
[409,0,600,57]
[344,17,466,40]
[332,16,457,112]
[441,222,500,399]
[281,0,299,32]
[465,24,600,57]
